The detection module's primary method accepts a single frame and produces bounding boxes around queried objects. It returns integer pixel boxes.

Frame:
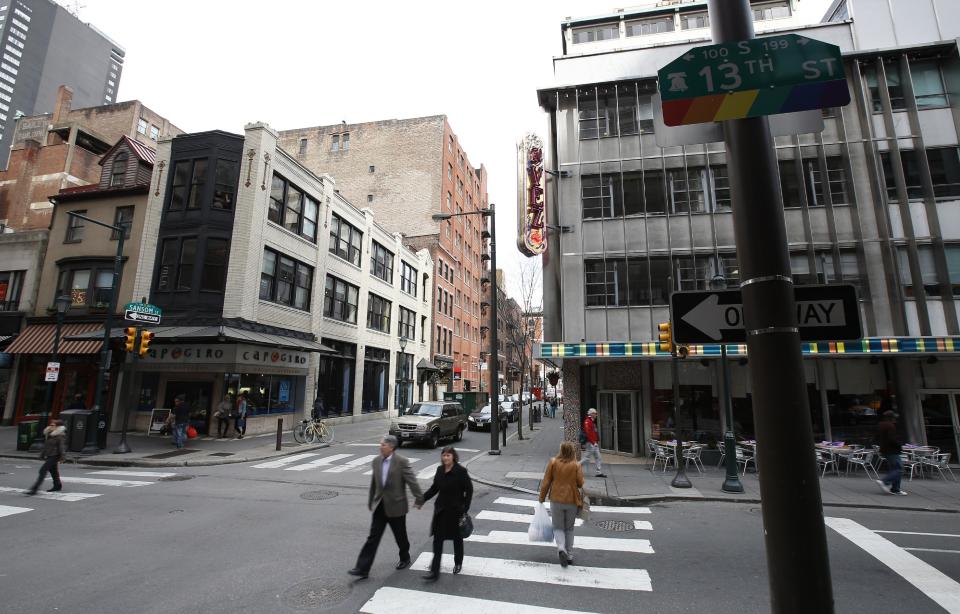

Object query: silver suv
[389,401,466,448]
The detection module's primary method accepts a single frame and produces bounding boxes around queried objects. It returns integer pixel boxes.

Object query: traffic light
[658,321,673,353]
[123,327,137,353]
[138,330,155,357]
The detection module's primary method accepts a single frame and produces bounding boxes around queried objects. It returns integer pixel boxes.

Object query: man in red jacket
[581,408,606,478]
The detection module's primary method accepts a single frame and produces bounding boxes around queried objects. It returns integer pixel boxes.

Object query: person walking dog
[349,435,424,579]
[27,419,66,495]
[581,408,606,478]
[539,441,584,567]
[419,446,473,581]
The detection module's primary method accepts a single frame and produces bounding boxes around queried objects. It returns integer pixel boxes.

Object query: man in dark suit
[349,435,424,578]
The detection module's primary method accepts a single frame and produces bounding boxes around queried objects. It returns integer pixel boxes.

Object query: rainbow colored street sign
[658,34,850,126]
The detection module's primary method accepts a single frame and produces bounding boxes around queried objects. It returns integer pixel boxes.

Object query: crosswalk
[360,494,657,613]
[0,469,177,520]
[250,450,443,479]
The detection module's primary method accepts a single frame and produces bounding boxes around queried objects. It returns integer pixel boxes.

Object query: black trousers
[31,457,62,492]
[217,417,230,437]
[234,417,246,436]
[355,502,410,573]
[430,534,464,573]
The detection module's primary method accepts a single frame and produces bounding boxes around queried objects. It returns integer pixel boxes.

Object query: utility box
[60,409,92,452]
[443,391,489,415]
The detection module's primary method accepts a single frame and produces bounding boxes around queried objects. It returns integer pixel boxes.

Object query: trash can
[16,421,39,451]
[60,409,92,453]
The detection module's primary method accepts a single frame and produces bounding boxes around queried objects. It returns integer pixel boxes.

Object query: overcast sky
[64,0,833,300]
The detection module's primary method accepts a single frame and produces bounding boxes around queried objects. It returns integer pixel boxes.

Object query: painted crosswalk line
[826,517,960,613]
[88,470,177,478]
[417,463,440,480]
[323,455,378,473]
[251,453,319,469]
[410,553,652,591]
[634,520,653,530]
[465,530,654,553]
[0,504,32,518]
[0,486,101,502]
[60,477,153,487]
[505,471,545,480]
[362,458,421,475]
[360,587,601,614]
[284,453,354,472]
[476,509,583,526]
[494,496,651,515]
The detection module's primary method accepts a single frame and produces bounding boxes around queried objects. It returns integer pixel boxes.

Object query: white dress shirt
[381,453,392,487]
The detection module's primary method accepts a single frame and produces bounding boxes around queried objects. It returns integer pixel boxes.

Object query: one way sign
[670,284,861,344]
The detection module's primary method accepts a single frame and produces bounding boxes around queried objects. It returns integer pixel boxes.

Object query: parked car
[389,401,466,448]
[500,400,519,423]
[468,404,509,431]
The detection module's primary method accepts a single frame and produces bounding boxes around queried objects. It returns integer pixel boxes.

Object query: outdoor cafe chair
[684,444,705,474]
[901,454,921,481]
[716,441,726,468]
[921,453,957,482]
[845,449,879,479]
[652,444,676,473]
[735,445,756,474]
[816,449,838,478]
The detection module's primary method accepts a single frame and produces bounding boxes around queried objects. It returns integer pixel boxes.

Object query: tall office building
[0,0,123,168]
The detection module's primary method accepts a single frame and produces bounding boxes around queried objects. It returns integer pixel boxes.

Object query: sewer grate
[142,449,199,459]
[281,578,351,610]
[159,475,194,482]
[300,490,339,501]
[208,452,234,457]
[595,519,635,532]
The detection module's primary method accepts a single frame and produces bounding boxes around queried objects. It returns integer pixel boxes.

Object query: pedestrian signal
[123,327,137,353]
[138,330,154,357]
[658,322,673,353]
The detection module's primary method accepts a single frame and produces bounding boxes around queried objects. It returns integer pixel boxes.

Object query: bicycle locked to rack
[293,417,335,444]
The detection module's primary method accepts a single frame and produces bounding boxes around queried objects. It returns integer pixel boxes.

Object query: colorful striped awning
[537,337,960,359]
[5,322,105,355]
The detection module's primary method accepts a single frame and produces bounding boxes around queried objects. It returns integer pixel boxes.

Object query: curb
[0,443,331,468]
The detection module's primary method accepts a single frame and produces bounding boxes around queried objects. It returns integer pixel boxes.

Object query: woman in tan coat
[539,441,584,567]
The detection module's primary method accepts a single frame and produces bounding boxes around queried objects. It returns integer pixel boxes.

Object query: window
[331,134,340,151]
[448,163,453,180]
[366,293,392,332]
[881,148,960,200]
[201,238,229,292]
[323,274,359,323]
[110,152,127,187]
[177,238,196,290]
[150,125,159,141]
[212,159,238,211]
[584,257,671,306]
[578,87,613,140]
[268,173,318,240]
[401,261,417,296]
[329,213,363,266]
[911,60,947,108]
[260,248,313,310]
[156,239,176,291]
[946,245,960,296]
[622,170,666,215]
[572,23,619,44]
[342,133,350,150]
[371,241,395,284]
[298,138,307,155]
[168,159,207,211]
[367,194,373,203]
[667,167,707,213]
[681,12,709,29]
[626,17,674,37]
[0,269,24,310]
[111,206,133,240]
[93,270,113,305]
[399,306,416,340]
[805,157,850,206]
[752,1,791,20]
[64,210,85,243]
[137,118,147,134]
[865,60,905,112]
[58,269,90,306]
[436,325,442,353]
[581,174,618,218]
[897,245,941,297]
[369,165,375,173]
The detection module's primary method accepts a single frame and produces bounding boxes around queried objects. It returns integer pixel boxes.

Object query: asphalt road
[1,419,958,614]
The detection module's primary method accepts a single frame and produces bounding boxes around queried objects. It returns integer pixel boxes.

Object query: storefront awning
[5,322,105,355]
[65,325,336,353]
[417,358,440,371]
[537,337,960,359]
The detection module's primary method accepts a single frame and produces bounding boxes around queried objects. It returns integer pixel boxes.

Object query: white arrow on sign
[681,294,848,340]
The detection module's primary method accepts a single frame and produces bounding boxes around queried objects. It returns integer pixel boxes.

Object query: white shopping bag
[528,502,554,542]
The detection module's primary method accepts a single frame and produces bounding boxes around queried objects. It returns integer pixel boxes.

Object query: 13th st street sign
[658,34,850,126]
[671,284,861,344]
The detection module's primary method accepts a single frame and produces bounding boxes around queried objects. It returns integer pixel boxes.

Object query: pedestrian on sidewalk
[876,410,906,496]
[27,419,66,495]
[581,408,606,478]
[349,435,424,579]
[419,446,473,581]
[539,441,584,567]
[171,394,190,449]
[214,394,233,438]
[312,395,325,420]
[235,392,248,439]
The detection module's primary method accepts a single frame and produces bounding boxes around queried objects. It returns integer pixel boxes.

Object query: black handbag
[458,513,473,539]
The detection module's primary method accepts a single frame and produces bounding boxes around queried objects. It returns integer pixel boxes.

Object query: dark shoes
[566,555,574,566]
[26,488,37,496]
[347,568,369,579]
[47,486,62,492]
[422,572,439,581]
[395,559,411,570]
[595,473,608,478]
[453,564,462,574]
[558,550,569,568]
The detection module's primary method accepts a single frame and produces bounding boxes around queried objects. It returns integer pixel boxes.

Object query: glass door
[598,393,616,451]
[597,391,637,455]
[919,392,960,459]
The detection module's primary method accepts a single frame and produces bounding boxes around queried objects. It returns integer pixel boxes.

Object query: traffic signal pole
[707,1,834,611]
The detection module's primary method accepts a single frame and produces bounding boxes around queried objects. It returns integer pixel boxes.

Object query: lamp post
[398,336,409,414]
[711,274,745,493]
[432,204,500,454]
[30,294,72,452]
[527,316,536,432]
[668,275,691,489]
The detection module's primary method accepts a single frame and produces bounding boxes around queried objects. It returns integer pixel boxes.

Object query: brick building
[0,85,180,231]
[278,116,489,394]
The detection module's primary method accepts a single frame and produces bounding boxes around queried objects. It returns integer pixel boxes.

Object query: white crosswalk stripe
[323,455,378,473]
[360,587,600,614]
[0,504,32,518]
[251,453,319,469]
[60,477,154,487]
[362,458,421,475]
[466,530,654,553]
[476,509,584,526]
[88,470,177,478]
[284,453,354,472]
[417,463,440,480]
[494,496,651,515]
[0,486,102,502]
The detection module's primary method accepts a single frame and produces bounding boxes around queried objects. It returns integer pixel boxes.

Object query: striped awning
[5,322,105,355]
[537,337,960,359]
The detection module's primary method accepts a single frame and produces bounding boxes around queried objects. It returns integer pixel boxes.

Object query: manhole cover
[159,475,194,482]
[208,452,234,457]
[595,519,634,532]
[281,578,351,610]
[300,490,338,501]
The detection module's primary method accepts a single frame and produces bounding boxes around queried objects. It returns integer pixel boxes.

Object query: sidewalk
[463,413,960,513]
[0,416,394,468]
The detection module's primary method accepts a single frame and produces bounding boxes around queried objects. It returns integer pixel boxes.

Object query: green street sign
[124,302,161,316]
[124,302,162,324]
[658,34,850,126]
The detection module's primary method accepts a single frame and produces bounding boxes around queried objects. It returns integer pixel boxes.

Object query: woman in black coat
[419,445,473,581]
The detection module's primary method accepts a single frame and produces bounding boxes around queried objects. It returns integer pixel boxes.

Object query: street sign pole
[708,1,834,611]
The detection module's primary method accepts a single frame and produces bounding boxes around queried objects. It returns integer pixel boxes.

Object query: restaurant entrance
[597,391,637,455]
[918,391,960,460]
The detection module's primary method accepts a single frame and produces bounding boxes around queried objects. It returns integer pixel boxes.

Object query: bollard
[276,418,282,451]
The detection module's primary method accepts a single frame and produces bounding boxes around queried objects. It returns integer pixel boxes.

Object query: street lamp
[432,204,501,454]
[30,294,72,452]
[711,274,745,493]
[398,336,409,414]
